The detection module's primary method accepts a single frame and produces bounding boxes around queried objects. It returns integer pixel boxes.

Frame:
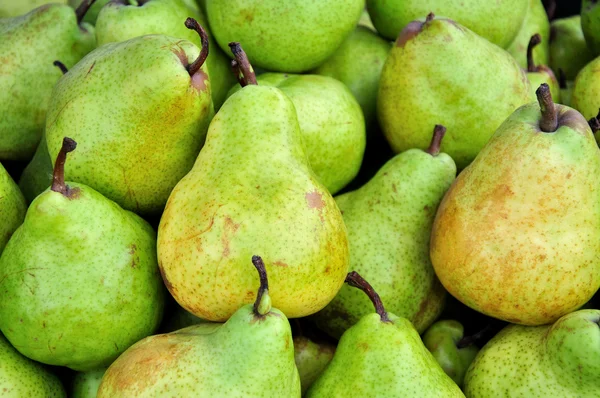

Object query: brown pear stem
[184,18,209,76]
[425,12,435,23]
[426,124,446,156]
[230,60,245,87]
[456,324,492,349]
[527,34,542,72]
[536,83,558,132]
[75,0,97,25]
[229,42,257,87]
[345,271,390,322]
[51,137,77,196]
[53,60,68,75]
[588,108,600,133]
[251,255,269,316]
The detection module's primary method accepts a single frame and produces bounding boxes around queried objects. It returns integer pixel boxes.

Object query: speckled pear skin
[422,320,479,387]
[312,148,456,339]
[293,336,335,395]
[431,103,600,325]
[378,16,534,169]
[0,182,166,371]
[0,333,66,397]
[0,163,26,254]
[158,85,349,321]
[97,302,301,396]
[306,313,465,397]
[70,368,106,398]
[229,73,366,194]
[464,310,600,397]
[206,0,364,73]
[95,0,236,109]
[18,133,53,203]
[506,0,549,69]
[570,57,600,121]
[0,4,96,161]
[0,0,67,17]
[45,35,213,215]
[550,16,595,81]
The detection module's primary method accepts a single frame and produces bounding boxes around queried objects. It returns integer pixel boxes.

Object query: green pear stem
[527,33,542,72]
[345,271,390,323]
[184,18,209,76]
[251,255,269,316]
[53,61,68,75]
[456,324,492,349]
[75,0,97,26]
[229,42,257,87]
[536,83,558,132]
[426,124,446,156]
[51,137,77,196]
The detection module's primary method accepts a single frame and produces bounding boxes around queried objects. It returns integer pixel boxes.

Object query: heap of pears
[1,0,599,397]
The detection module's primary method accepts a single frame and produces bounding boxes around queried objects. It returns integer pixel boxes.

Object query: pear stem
[426,124,446,156]
[184,18,209,76]
[345,271,390,322]
[456,324,492,349]
[75,0,97,26]
[251,255,269,316]
[53,60,68,75]
[229,42,257,87]
[536,83,558,132]
[588,108,600,134]
[527,34,542,72]
[425,12,435,23]
[51,137,77,197]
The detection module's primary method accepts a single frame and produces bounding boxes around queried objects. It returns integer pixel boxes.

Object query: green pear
[464,310,600,397]
[68,0,110,24]
[358,9,376,32]
[314,26,391,127]
[312,125,455,339]
[228,73,366,194]
[431,84,600,325]
[158,44,349,322]
[45,21,213,215]
[422,320,479,387]
[0,332,66,397]
[525,34,560,102]
[581,0,600,56]
[306,272,465,397]
[0,0,68,17]
[570,56,600,120]
[549,16,595,81]
[558,70,575,107]
[378,14,534,169]
[206,0,364,72]
[294,336,335,395]
[70,368,106,398]
[0,138,166,371]
[0,163,26,254]
[0,2,96,161]
[97,256,301,396]
[366,0,528,48]
[506,0,549,69]
[95,0,236,110]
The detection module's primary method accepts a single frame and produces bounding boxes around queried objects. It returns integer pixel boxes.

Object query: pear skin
[549,16,595,81]
[0,163,26,254]
[293,336,335,395]
[70,368,107,398]
[506,0,550,69]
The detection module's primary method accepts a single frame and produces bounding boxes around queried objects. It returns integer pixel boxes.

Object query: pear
[206,0,363,72]
[314,26,391,127]
[306,271,465,397]
[431,84,600,325]
[70,368,106,398]
[378,14,534,169]
[45,20,213,215]
[228,72,366,194]
[158,44,349,322]
[97,256,301,396]
[68,0,110,24]
[464,310,600,397]
[422,320,479,387]
[0,1,96,161]
[0,138,166,371]
[0,163,26,254]
[570,56,600,120]
[95,0,236,109]
[581,0,600,56]
[0,332,66,397]
[549,16,595,81]
[525,34,560,102]
[558,69,575,107]
[506,0,550,69]
[294,336,335,395]
[366,0,528,48]
[312,125,456,339]
[0,0,68,17]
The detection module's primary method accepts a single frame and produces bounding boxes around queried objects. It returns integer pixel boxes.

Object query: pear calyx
[527,34,542,72]
[184,18,209,76]
[396,12,435,48]
[75,0,97,26]
[426,124,446,156]
[251,255,272,317]
[229,42,257,87]
[587,108,600,134]
[345,271,390,323]
[53,60,68,75]
[536,83,558,132]
[51,137,77,197]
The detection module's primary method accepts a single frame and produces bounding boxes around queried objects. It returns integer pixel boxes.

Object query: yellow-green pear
[0,163,26,255]
[549,16,595,80]
[506,0,549,68]
[0,0,67,17]
[571,55,600,120]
